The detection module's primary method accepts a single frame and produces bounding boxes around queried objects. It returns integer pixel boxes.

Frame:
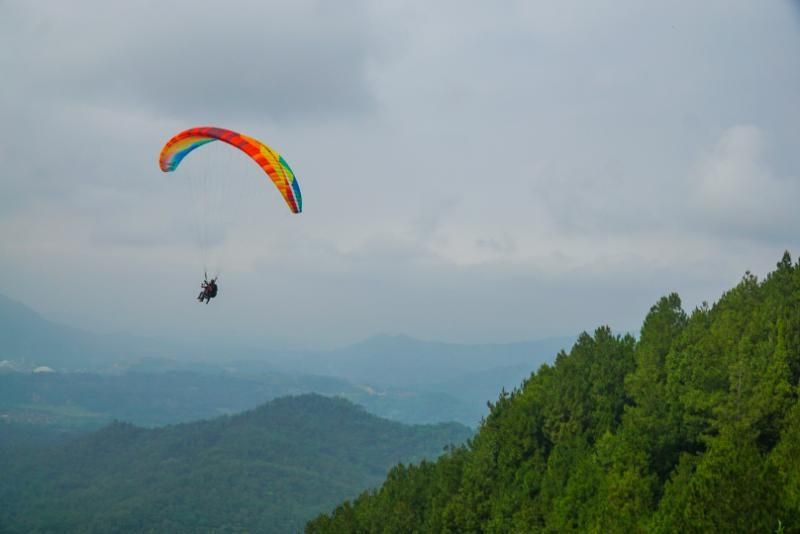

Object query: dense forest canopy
[308,253,800,533]
[0,395,471,533]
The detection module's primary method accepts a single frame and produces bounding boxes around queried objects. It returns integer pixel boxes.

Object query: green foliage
[0,394,470,533]
[310,253,800,533]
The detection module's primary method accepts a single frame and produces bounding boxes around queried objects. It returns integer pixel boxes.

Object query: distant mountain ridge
[287,332,573,388]
[0,292,570,378]
[0,293,100,369]
[0,394,472,533]
[0,292,571,426]
[0,293,185,371]
[0,368,477,428]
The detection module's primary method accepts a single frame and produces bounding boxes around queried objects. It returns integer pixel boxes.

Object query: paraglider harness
[198,274,219,304]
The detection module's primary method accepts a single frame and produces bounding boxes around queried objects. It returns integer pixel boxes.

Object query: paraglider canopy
[159,126,302,213]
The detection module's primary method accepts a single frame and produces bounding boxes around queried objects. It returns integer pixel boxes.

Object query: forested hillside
[0,394,471,533]
[308,253,800,533]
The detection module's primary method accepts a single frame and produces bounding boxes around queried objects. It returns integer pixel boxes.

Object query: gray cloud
[0,1,798,347]
[687,125,800,242]
[1,1,379,121]
[475,234,516,256]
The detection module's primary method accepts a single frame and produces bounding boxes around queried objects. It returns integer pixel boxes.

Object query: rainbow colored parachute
[159,126,302,213]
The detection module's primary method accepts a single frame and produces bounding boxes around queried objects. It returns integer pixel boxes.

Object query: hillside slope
[0,394,471,533]
[308,253,800,533]
[0,293,101,369]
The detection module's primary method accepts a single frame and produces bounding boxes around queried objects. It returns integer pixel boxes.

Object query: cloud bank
[0,0,798,347]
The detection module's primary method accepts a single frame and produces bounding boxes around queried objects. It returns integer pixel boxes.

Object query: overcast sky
[1,0,798,349]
